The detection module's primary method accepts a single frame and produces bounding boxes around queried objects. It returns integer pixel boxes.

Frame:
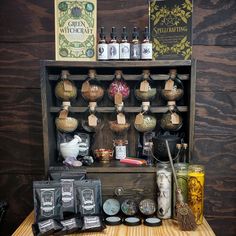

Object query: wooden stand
[12,211,215,236]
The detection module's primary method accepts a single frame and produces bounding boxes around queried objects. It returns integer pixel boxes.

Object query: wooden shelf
[42,60,192,68]
[50,106,188,113]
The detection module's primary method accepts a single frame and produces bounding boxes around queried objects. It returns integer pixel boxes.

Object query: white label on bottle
[130,44,141,59]
[156,170,172,219]
[108,43,119,60]
[115,146,126,159]
[141,43,152,59]
[98,44,108,60]
[119,43,130,59]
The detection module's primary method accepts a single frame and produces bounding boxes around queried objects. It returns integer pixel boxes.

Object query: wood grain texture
[0,174,44,236]
[12,211,216,236]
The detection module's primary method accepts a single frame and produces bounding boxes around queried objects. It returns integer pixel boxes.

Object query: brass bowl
[109,121,130,133]
[55,117,78,133]
[94,149,113,163]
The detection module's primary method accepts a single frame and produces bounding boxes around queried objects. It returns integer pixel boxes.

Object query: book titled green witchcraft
[149,0,193,60]
[55,0,97,61]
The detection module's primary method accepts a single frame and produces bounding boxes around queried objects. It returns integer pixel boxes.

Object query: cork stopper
[143,70,150,79]
[167,101,176,106]
[89,102,97,112]
[176,143,182,149]
[88,69,96,78]
[115,70,122,79]
[183,143,188,149]
[142,101,150,111]
[62,101,71,110]
[169,69,177,79]
[61,70,70,79]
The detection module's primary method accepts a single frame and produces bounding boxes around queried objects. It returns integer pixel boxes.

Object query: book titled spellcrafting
[55,0,97,61]
[149,0,193,60]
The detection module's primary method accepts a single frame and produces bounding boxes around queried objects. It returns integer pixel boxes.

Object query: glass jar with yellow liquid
[187,165,205,225]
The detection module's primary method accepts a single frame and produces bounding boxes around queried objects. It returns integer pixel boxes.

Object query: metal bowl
[94,149,113,163]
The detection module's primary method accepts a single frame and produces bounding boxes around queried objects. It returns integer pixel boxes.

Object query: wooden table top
[12,211,215,236]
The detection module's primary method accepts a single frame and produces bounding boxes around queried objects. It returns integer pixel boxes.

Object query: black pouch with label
[32,219,63,236]
[33,181,63,223]
[81,215,106,232]
[74,179,102,217]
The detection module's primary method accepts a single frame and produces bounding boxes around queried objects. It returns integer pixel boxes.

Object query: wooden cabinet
[40,60,196,199]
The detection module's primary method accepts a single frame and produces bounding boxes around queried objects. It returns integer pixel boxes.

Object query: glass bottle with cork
[119,27,130,60]
[141,27,152,60]
[97,27,108,60]
[108,27,119,60]
[130,27,141,60]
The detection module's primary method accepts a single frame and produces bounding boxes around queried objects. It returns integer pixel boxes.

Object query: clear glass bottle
[161,69,184,101]
[160,101,183,131]
[134,102,157,133]
[130,27,141,60]
[81,102,103,133]
[113,139,128,160]
[81,69,104,102]
[156,163,172,219]
[188,165,205,225]
[97,27,108,60]
[119,27,130,60]
[173,163,188,219]
[108,70,130,103]
[55,70,77,101]
[141,27,152,60]
[108,27,119,60]
[134,70,157,102]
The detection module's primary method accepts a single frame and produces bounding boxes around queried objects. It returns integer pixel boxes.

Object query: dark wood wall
[0,0,235,235]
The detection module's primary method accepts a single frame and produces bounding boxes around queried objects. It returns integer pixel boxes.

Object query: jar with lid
[134,70,156,102]
[81,102,103,133]
[161,69,184,101]
[173,163,188,219]
[160,101,183,131]
[55,70,77,101]
[55,101,78,133]
[108,70,130,104]
[134,102,157,133]
[81,69,104,102]
[188,165,205,225]
[156,163,172,219]
[113,139,128,160]
[109,103,130,135]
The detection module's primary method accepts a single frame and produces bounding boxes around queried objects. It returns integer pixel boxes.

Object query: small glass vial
[55,70,77,101]
[160,101,183,131]
[156,163,172,219]
[141,27,152,60]
[130,27,141,60]
[188,165,205,225]
[108,27,119,60]
[119,27,130,60]
[173,163,188,219]
[98,27,108,60]
[113,139,128,160]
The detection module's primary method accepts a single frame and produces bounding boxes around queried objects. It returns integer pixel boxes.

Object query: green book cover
[149,0,193,60]
[55,0,97,61]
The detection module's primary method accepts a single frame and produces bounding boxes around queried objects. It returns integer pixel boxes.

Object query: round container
[139,199,156,216]
[121,199,138,216]
[103,198,120,216]
[94,149,113,163]
[113,139,128,160]
[134,115,157,133]
[144,217,162,227]
[105,216,122,226]
[109,121,130,133]
[123,217,141,226]
[55,117,78,133]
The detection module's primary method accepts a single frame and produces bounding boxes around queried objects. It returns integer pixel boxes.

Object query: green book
[55,0,97,61]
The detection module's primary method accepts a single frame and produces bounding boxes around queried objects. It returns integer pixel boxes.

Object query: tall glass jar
[55,70,77,101]
[173,163,188,219]
[134,70,157,102]
[160,101,183,131]
[188,165,205,225]
[156,163,172,219]
[81,69,104,102]
[161,69,184,101]
[113,139,128,160]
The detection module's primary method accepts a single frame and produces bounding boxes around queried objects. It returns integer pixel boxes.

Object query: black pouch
[81,215,106,232]
[32,219,63,236]
[74,179,102,216]
[54,217,83,235]
[33,181,63,222]
[48,167,87,218]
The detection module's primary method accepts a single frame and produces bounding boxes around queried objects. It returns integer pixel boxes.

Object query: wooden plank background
[0,0,235,235]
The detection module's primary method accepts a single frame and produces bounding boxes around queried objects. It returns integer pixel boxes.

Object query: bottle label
[130,44,141,59]
[115,146,126,159]
[141,43,152,59]
[98,44,108,60]
[108,43,119,60]
[156,171,172,219]
[120,43,130,59]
